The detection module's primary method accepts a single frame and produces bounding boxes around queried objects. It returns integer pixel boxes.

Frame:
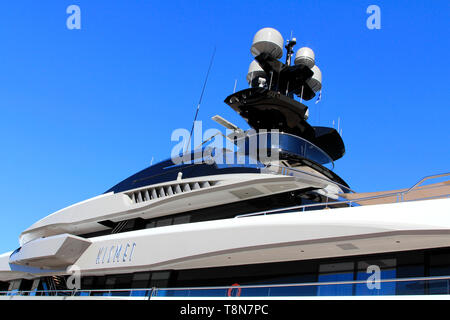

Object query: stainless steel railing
[2,275,450,298]
[400,172,450,201]
[150,275,450,296]
[235,171,450,218]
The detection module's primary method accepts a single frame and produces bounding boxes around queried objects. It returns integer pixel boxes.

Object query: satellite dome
[307,65,322,92]
[246,60,266,85]
[294,47,315,68]
[250,28,284,59]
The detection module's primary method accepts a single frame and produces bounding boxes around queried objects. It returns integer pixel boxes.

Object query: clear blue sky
[0,0,448,253]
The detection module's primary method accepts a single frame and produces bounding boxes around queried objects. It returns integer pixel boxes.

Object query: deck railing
[235,170,450,218]
[2,275,450,298]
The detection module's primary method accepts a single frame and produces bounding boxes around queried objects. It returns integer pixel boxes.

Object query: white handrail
[2,275,450,297]
[236,171,450,218]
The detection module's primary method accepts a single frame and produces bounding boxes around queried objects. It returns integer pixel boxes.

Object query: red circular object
[227,283,241,297]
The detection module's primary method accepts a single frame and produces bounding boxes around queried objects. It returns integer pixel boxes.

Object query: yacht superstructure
[0,28,449,298]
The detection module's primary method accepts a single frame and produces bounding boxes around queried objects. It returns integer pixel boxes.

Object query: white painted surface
[19,172,335,245]
[2,198,449,280]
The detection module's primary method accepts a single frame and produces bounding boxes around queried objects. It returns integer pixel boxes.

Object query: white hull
[2,198,449,281]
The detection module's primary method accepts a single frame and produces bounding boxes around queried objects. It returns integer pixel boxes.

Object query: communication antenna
[285,36,297,66]
[185,46,217,153]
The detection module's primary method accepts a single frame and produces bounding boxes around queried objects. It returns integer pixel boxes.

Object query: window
[145,221,156,229]
[0,281,9,293]
[81,276,94,290]
[156,218,172,227]
[18,279,33,292]
[105,276,116,289]
[150,271,171,288]
[355,259,396,295]
[173,215,190,225]
[429,253,450,276]
[396,252,425,295]
[132,272,151,289]
[113,274,133,290]
[318,262,354,296]
[428,252,450,294]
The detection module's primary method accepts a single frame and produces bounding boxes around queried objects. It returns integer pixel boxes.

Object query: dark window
[81,276,94,290]
[318,262,354,296]
[132,272,151,289]
[0,281,9,292]
[396,252,425,295]
[105,158,260,194]
[150,271,171,288]
[18,279,34,291]
[145,221,156,229]
[114,274,133,289]
[156,218,172,227]
[173,215,190,225]
[105,276,116,289]
[429,252,450,276]
[428,252,450,294]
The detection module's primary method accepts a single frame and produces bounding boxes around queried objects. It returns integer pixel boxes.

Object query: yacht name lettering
[96,242,136,264]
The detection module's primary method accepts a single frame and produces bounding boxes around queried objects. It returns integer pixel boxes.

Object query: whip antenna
[185,46,216,153]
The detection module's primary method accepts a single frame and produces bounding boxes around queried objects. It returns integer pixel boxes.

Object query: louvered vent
[127,181,218,204]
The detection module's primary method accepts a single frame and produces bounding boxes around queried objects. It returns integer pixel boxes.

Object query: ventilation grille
[127,181,218,204]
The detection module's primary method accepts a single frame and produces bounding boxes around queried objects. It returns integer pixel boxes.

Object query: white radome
[250,28,284,59]
[307,65,322,92]
[294,47,315,68]
[246,60,266,85]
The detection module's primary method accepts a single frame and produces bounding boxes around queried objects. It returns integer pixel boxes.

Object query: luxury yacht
[0,28,449,299]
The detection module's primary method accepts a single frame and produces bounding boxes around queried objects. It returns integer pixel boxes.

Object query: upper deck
[106,131,348,195]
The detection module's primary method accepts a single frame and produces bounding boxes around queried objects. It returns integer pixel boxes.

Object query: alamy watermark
[366,265,381,290]
[66,5,81,30]
[170,121,280,166]
[366,5,381,30]
[66,264,81,290]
